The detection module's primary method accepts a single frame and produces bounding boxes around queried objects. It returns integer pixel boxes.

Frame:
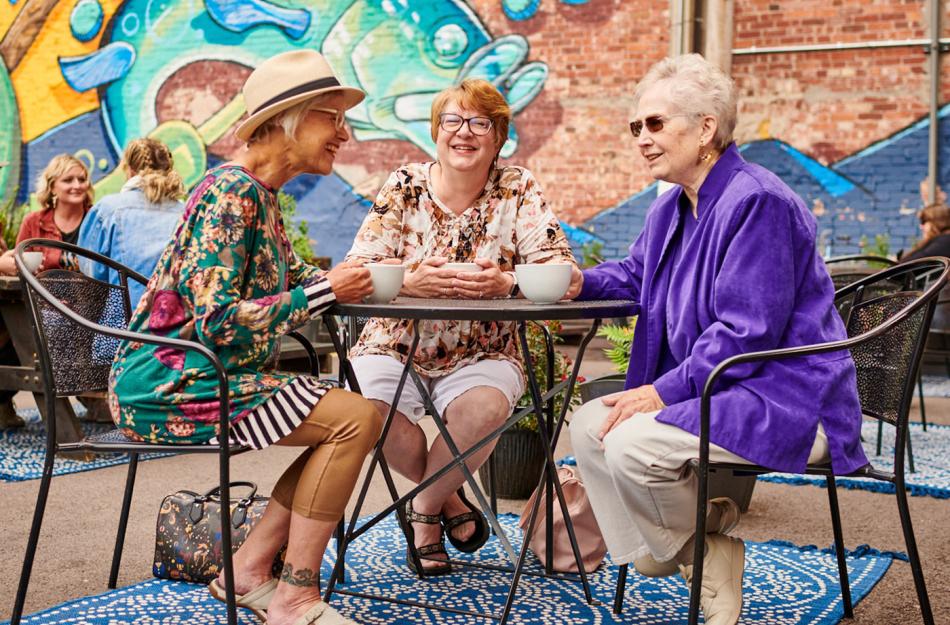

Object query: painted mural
[0,0,945,264]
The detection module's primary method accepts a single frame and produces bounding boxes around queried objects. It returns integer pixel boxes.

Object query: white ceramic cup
[365,263,406,304]
[514,263,573,304]
[21,251,43,274]
[443,262,481,273]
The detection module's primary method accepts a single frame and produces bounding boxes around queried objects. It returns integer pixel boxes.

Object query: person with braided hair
[78,137,186,307]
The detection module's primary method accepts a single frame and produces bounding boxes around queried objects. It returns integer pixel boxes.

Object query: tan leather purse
[518,465,607,573]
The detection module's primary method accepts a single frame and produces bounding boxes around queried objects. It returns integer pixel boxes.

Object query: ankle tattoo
[279,562,320,588]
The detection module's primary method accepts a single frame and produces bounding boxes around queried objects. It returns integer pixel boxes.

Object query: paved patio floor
[0,337,947,624]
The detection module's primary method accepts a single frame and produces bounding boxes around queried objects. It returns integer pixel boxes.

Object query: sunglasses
[629,113,693,137]
[310,107,346,130]
[439,113,494,136]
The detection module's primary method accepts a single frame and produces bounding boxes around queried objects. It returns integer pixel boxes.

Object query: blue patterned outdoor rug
[760,421,950,498]
[5,513,892,625]
[0,408,167,482]
[920,373,950,397]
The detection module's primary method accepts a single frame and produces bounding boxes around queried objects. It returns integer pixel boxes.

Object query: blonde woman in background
[0,153,93,275]
[78,138,186,308]
[0,154,93,428]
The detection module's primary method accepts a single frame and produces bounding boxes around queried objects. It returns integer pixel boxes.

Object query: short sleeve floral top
[108,165,335,445]
[346,162,576,378]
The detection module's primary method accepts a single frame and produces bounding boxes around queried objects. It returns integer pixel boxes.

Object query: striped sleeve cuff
[303,277,337,318]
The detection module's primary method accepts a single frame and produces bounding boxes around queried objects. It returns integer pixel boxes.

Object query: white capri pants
[569,399,829,565]
[350,355,524,422]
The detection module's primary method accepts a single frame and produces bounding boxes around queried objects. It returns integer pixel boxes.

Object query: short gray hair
[249,93,334,144]
[633,54,737,151]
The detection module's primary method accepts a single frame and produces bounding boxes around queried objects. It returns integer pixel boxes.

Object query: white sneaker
[679,533,745,625]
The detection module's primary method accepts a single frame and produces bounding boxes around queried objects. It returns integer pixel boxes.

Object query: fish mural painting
[5,0,548,235]
[97,0,546,183]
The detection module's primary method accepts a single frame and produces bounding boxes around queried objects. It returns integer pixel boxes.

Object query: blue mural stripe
[833,103,950,168]
[560,220,602,246]
[204,0,312,40]
[58,42,135,93]
[778,142,855,197]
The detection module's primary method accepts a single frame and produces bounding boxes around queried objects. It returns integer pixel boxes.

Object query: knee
[569,400,607,457]
[450,387,510,431]
[343,394,384,452]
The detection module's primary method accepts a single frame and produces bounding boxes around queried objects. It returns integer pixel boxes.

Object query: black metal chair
[10,239,321,625]
[666,257,946,625]
[827,255,923,470]
[825,253,897,290]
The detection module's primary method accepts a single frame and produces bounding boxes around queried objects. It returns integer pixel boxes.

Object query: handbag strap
[189,482,260,527]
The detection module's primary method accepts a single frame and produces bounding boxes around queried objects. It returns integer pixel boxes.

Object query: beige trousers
[569,399,828,565]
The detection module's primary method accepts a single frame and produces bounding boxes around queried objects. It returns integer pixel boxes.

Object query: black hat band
[251,77,342,115]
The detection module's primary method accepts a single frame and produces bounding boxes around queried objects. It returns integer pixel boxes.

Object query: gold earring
[699,143,712,163]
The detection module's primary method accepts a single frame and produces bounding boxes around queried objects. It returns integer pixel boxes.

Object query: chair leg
[488,451,498,534]
[825,475,853,618]
[876,420,883,456]
[335,517,346,584]
[917,373,927,432]
[11,451,57,625]
[907,428,916,475]
[219,463,238,625]
[613,563,628,614]
[109,452,139,588]
[895,480,934,624]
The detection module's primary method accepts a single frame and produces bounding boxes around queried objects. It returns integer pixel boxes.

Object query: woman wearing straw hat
[109,50,381,625]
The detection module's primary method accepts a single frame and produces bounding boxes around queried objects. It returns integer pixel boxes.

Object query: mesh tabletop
[330,297,636,321]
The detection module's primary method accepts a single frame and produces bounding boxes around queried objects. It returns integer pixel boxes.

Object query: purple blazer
[579,144,868,475]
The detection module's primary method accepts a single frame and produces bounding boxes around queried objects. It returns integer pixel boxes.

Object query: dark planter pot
[479,428,546,500]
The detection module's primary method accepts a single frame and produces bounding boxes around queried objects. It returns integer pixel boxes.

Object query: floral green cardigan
[109,165,335,444]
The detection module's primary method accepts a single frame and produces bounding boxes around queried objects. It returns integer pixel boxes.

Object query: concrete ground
[0,336,948,624]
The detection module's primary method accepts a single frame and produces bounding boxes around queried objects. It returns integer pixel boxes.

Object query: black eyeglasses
[439,113,494,136]
[629,113,692,137]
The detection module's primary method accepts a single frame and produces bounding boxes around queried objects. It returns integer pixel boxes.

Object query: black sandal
[403,499,452,577]
[442,488,490,553]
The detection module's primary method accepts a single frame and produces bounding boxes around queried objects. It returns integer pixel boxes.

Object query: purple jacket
[579,145,868,475]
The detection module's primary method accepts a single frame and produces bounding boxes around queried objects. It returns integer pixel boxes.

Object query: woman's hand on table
[326,260,373,303]
[597,384,665,441]
[563,265,584,300]
[450,258,512,299]
[402,257,455,297]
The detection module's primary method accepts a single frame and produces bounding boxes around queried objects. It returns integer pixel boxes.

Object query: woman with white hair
[566,54,867,625]
[110,51,381,625]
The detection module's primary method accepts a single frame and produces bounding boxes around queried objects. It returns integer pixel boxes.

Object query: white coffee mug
[21,252,43,274]
[514,263,573,304]
[365,263,406,304]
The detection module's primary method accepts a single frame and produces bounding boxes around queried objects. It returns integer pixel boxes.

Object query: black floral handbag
[153,481,279,583]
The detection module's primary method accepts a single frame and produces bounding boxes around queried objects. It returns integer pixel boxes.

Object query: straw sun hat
[234,50,366,142]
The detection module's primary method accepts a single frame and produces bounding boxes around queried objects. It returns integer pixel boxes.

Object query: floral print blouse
[109,165,335,444]
[346,162,576,378]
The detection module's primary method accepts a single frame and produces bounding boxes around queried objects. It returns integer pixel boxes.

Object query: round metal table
[322,297,636,623]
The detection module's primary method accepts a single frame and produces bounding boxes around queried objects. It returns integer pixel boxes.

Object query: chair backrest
[24,269,133,396]
[16,240,147,397]
[847,291,927,425]
[836,259,948,427]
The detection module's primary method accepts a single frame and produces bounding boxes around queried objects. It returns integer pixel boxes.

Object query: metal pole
[927,0,942,204]
[733,38,950,56]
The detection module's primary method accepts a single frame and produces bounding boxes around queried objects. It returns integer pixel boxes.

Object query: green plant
[0,198,31,251]
[513,320,583,431]
[858,233,891,262]
[597,317,637,373]
[580,240,605,268]
[278,191,316,263]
